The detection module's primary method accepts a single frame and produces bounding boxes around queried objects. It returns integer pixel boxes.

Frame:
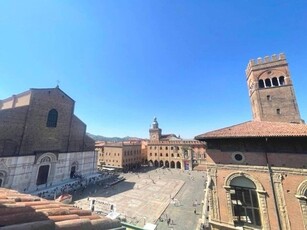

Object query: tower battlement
[246,53,287,77]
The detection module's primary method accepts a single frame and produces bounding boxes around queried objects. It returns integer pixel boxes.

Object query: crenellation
[264,56,270,62]
[257,57,263,64]
[279,52,286,60]
[246,53,288,77]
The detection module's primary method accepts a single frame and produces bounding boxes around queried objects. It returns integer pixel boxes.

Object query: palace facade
[147,117,205,170]
[0,87,96,192]
[196,54,307,230]
[96,141,142,170]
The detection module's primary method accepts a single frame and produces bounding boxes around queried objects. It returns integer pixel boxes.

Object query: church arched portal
[70,165,76,178]
[36,165,50,185]
[176,161,181,169]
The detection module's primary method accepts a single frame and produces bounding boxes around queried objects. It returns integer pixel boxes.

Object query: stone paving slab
[75,171,185,226]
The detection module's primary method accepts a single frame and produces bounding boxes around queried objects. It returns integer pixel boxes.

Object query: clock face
[151,134,157,139]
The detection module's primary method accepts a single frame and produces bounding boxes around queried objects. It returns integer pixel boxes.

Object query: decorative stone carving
[296,180,307,229]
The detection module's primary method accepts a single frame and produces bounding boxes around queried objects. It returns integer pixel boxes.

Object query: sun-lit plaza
[74,168,207,229]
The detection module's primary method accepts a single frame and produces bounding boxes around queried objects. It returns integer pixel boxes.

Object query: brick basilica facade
[0,87,96,192]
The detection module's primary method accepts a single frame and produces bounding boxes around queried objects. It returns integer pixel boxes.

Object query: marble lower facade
[0,151,97,192]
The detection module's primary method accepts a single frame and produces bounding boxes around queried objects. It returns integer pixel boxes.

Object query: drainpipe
[264,137,282,230]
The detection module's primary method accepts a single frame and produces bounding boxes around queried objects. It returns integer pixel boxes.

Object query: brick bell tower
[246,53,303,123]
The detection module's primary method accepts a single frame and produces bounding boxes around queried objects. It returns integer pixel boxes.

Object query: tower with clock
[149,117,161,141]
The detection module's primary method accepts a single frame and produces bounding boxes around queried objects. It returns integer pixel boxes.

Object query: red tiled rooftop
[0,188,122,230]
[195,121,307,139]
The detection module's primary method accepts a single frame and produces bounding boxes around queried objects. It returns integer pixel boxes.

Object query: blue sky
[1,1,307,138]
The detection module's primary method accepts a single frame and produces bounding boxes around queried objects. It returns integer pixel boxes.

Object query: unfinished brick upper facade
[0,87,94,156]
[0,87,96,191]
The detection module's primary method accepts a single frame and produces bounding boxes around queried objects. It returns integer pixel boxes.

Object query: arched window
[265,78,271,87]
[296,180,307,228]
[47,109,58,127]
[279,76,285,85]
[272,77,278,86]
[230,176,261,227]
[258,79,265,88]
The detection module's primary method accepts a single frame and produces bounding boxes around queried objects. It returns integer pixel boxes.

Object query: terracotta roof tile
[0,188,123,229]
[195,121,307,139]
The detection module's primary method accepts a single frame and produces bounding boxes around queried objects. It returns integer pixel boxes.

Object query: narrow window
[277,109,281,115]
[258,80,265,88]
[279,76,285,85]
[265,78,271,87]
[46,109,58,127]
[272,77,278,86]
[267,95,271,101]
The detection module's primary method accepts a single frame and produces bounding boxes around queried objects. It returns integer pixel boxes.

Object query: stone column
[273,173,290,230]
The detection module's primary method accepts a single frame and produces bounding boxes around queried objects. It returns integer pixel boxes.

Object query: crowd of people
[32,172,117,200]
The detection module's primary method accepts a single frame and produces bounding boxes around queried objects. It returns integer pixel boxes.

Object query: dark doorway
[0,178,3,187]
[70,166,76,178]
[176,161,181,169]
[36,165,50,185]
